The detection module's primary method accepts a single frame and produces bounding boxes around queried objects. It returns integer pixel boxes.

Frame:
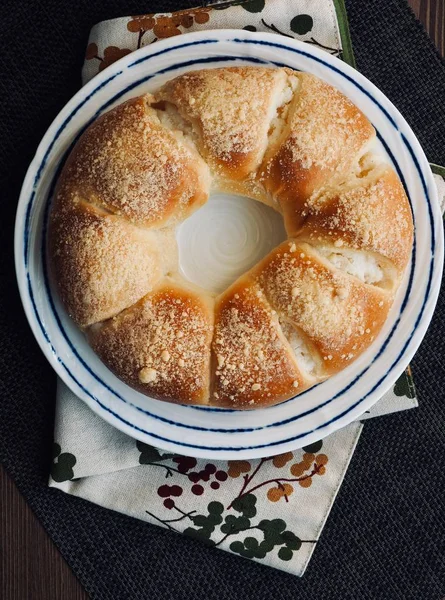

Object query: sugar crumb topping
[51,67,412,408]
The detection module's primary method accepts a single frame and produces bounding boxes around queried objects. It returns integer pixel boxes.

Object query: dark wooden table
[410,0,445,55]
[1,2,444,598]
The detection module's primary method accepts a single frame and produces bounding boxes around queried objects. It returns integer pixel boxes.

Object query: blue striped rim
[22,37,435,450]
[231,38,399,128]
[401,132,435,252]
[374,131,416,316]
[40,54,417,431]
[24,70,123,269]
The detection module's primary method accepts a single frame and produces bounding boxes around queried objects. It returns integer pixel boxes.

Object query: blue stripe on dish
[92,55,270,123]
[232,38,399,129]
[401,132,435,252]
[374,131,416,315]
[129,39,219,67]
[22,37,435,449]
[39,56,416,430]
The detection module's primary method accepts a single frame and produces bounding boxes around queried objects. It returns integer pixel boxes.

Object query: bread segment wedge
[258,73,376,232]
[255,241,391,376]
[212,277,307,408]
[49,198,172,327]
[156,67,295,181]
[55,95,211,228]
[88,282,214,405]
[295,165,413,285]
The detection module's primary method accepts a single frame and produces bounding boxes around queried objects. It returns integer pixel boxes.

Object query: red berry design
[191,484,204,495]
[188,472,200,483]
[215,470,228,482]
[173,456,197,474]
[195,470,208,482]
[163,498,174,509]
[158,484,183,499]
[157,484,171,498]
[170,485,183,497]
[185,465,228,495]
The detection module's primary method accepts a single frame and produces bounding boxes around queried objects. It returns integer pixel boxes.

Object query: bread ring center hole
[176,193,286,294]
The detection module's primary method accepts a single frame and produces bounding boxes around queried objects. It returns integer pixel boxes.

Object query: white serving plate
[15,30,443,459]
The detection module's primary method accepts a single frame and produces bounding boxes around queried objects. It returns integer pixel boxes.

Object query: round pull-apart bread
[49,67,413,409]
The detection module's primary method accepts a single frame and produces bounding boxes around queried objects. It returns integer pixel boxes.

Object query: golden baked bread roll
[255,240,392,377]
[294,164,413,282]
[259,72,376,231]
[88,280,214,404]
[55,95,211,227]
[156,66,300,206]
[49,66,414,409]
[49,198,173,327]
[212,277,306,408]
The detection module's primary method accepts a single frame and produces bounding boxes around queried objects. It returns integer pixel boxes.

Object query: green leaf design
[258,519,286,535]
[258,520,301,556]
[51,452,76,482]
[220,515,250,534]
[242,537,268,559]
[393,372,416,399]
[192,511,223,530]
[230,523,298,560]
[137,441,173,464]
[243,25,257,32]
[231,493,257,518]
[241,0,265,13]
[290,14,314,35]
[244,536,258,550]
[282,530,302,551]
[302,440,323,454]
[184,527,215,546]
[208,501,224,515]
[278,547,293,561]
[259,539,274,553]
[221,513,302,561]
[230,540,254,558]
[52,442,61,459]
[192,515,211,528]
[186,502,224,541]
[181,492,303,562]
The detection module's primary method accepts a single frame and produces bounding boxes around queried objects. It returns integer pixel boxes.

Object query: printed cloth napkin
[49,0,445,577]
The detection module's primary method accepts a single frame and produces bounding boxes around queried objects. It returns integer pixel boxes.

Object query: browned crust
[211,277,307,408]
[55,95,210,228]
[156,66,290,182]
[49,198,169,327]
[295,166,414,278]
[258,73,376,233]
[87,283,214,405]
[255,241,391,375]
[48,67,413,408]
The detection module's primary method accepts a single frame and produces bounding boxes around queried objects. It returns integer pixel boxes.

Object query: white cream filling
[266,74,300,152]
[280,320,317,376]
[317,246,384,285]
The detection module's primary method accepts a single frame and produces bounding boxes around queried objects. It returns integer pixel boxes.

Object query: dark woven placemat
[1,1,445,598]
